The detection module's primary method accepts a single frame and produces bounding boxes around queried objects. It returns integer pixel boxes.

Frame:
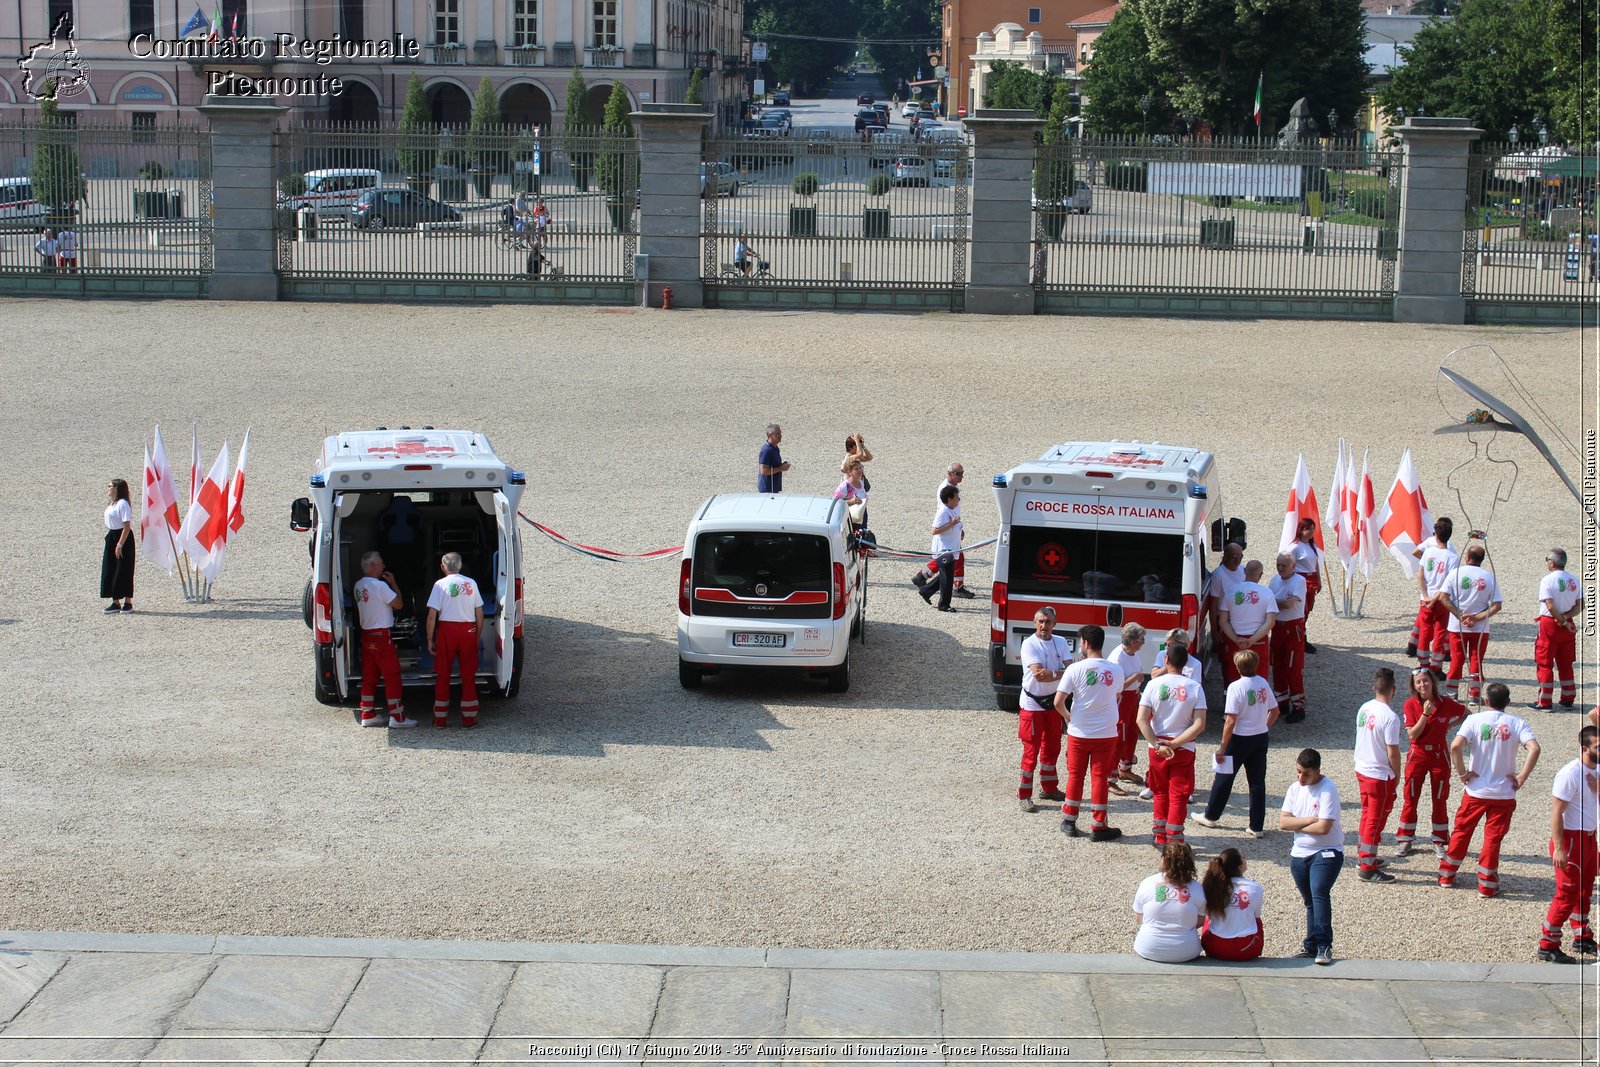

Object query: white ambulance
[988,441,1236,711]
[676,494,868,693]
[292,428,526,707]
[280,168,383,217]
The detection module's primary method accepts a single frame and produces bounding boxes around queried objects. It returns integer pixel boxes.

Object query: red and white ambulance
[987,441,1231,711]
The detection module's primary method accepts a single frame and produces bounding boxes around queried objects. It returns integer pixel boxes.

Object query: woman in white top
[1195,649,1280,835]
[101,477,135,612]
[1200,847,1265,960]
[1131,842,1206,962]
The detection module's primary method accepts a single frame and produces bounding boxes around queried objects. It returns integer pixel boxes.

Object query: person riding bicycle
[735,236,761,277]
[509,191,532,235]
[531,198,551,236]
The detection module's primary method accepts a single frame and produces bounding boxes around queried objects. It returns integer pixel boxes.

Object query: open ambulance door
[492,487,525,697]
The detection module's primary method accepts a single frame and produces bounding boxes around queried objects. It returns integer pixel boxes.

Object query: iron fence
[702,130,969,304]
[0,121,211,284]
[1463,140,1598,302]
[275,122,638,284]
[1032,136,1401,299]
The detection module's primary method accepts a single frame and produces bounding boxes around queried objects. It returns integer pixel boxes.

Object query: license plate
[734,632,786,648]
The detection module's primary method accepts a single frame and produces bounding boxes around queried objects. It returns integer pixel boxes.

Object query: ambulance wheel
[301,578,314,629]
[826,653,851,693]
[996,691,1020,713]
[678,657,704,689]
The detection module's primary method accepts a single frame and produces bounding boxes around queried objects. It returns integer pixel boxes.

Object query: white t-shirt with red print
[1455,710,1536,800]
[1205,876,1265,939]
[1132,875,1205,962]
[354,576,397,631]
[1552,757,1600,833]
[1444,564,1500,634]
[1538,571,1584,619]
[1222,581,1276,638]
[1110,645,1144,692]
[1057,657,1123,739]
[1139,674,1208,751]
[427,572,483,623]
[1419,542,1459,599]
[1223,675,1277,736]
[1352,698,1403,780]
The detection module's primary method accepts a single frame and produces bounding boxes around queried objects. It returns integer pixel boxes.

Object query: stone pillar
[198,96,285,301]
[632,103,711,307]
[964,109,1042,315]
[1394,117,1481,324]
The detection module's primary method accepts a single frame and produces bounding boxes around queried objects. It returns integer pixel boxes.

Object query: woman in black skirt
[101,477,135,612]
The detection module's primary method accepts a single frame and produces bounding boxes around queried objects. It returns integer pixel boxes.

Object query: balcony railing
[507,44,544,66]
[429,43,464,64]
[586,46,623,67]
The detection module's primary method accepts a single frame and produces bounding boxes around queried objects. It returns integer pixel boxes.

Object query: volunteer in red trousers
[1195,650,1281,836]
[1138,646,1208,847]
[1200,848,1265,961]
[1055,624,1125,842]
[1538,725,1600,964]
[1017,607,1070,813]
[426,551,486,729]
[1269,552,1307,723]
[1111,623,1148,791]
[1414,518,1458,672]
[1442,543,1501,705]
[1205,543,1246,654]
[1353,668,1403,882]
[1289,518,1323,654]
[1407,517,1453,659]
[1396,668,1467,858]
[1531,548,1584,711]
[915,463,974,598]
[1440,683,1541,896]
[354,551,417,729]
[1219,560,1276,686]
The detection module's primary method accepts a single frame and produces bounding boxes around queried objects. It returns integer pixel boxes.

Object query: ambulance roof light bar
[993,474,1007,487]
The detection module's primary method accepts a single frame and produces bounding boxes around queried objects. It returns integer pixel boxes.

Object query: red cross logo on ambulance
[1036,542,1067,575]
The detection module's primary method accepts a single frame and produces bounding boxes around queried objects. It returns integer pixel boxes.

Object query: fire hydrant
[661,286,673,310]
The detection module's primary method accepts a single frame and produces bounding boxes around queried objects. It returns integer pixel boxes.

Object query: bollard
[662,286,673,309]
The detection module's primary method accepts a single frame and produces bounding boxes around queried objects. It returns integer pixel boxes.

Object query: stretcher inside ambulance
[988,442,1223,711]
[293,430,526,706]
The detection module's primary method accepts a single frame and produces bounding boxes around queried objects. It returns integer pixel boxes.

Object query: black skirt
[100,528,134,600]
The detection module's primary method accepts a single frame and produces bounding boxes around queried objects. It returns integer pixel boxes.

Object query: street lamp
[1538,119,1550,145]
[1327,108,1338,139]
[1508,123,1520,144]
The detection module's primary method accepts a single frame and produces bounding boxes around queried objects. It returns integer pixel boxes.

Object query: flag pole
[1355,577,1370,618]
[1322,555,1340,617]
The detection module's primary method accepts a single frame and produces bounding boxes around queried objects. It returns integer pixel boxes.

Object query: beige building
[938,0,1105,118]
[3,1,743,128]
[966,22,1076,117]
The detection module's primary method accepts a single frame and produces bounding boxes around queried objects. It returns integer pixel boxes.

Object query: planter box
[789,204,817,237]
[862,206,890,238]
[1038,209,1067,241]
[1200,218,1235,249]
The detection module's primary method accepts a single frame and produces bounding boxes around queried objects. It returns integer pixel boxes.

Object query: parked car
[348,187,461,229]
[772,90,791,106]
[900,101,922,118]
[916,104,938,120]
[1031,181,1094,215]
[856,108,888,129]
[700,161,740,198]
[856,93,875,105]
[870,103,891,123]
[892,157,930,187]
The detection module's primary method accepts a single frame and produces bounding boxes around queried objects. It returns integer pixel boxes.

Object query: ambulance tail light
[313,582,333,644]
[512,578,524,639]
[1180,593,1199,642]
[991,582,1008,644]
[678,559,692,616]
[832,563,848,620]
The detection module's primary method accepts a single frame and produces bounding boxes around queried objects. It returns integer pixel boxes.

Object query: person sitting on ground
[1200,848,1265,961]
[1132,842,1206,962]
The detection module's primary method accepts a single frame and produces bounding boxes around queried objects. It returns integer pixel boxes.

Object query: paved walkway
[0,931,1592,1065]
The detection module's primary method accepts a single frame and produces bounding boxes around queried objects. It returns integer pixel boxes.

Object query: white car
[892,157,931,186]
[901,101,922,118]
[700,162,740,198]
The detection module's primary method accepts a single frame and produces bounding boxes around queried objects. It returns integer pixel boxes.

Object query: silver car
[700,162,740,198]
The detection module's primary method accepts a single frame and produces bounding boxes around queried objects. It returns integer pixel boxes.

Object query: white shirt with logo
[1223,676,1277,736]
[1283,775,1345,857]
[354,576,397,631]
[1110,645,1144,692]
[1419,543,1459,599]
[427,573,483,623]
[1205,876,1265,939]
[1222,581,1276,637]
[1289,540,1320,577]
[1455,710,1537,800]
[1057,657,1123,739]
[1539,570,1584,619]
[1445,564,1500,634]
[1269,572,1307,623]
[1207,564,1245,603]
[1352,698,1402,780]
[1019,633,1070,712]
[1552,757,1600,833]
[931,503,962,555]
[1152,645,1203,683]
[1132,875,1205,962]
[1139,674,1207,751]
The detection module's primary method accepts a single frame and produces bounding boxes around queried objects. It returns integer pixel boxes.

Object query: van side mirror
[1209,518,1223,552]
[1225,518,1248,549]
[290,497,313,533]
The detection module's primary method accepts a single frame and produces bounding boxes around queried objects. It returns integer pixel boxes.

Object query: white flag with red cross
[179,442,231,581]
[227,428,250,539]
[1325,439,1353,575]
[1357,448,1382,580]
[1375,447,1433,579]
[1278,452,1323,554]
[151,425,182,537]
[140,445,178,574]
[189,423,201,509]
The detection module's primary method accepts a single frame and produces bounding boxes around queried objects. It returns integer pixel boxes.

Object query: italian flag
[208,4,222,43]
[1253,72,1263,127]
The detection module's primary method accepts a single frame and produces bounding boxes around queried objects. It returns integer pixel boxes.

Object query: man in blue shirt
[758,423,790,493]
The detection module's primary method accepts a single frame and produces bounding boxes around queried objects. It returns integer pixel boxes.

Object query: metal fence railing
[1032,136,1401,298]
[275,122,638,283]
[0,121,211,279]
[701,130,969,302]
[1463,140,1599,302]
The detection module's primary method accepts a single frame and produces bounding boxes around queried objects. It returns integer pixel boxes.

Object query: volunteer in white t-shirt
[1110,623,1148,791]
[426,551,486,729]
[1200,847,1265,961]
[1151,629,1203,683]
[1289,516,1324,652]
[1195,649,1279,836]
[353,551,416,729]
[1132,842,1206,962]
[1279,747,1345,965]
[100,477,135,612]
[1352,668,1403,882]
[1442,543,1501,705]
[914,484,962,612]
[1532,548,1585,711]
[1440,683,1540,897]
[1205,543,1246,664]
[1414,518,1458,672]
[1138,647,1208,847]
[1538,724,1600,963]
[1219,560,1276,685]
[1055,624,1125,841]
[1268,552,1308,722]
[1016,607,1070,812]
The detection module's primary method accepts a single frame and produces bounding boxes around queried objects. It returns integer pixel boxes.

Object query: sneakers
[462,716,478,729]
[1039,788,1065,802]
[1305,641,1319,654]
[1191,813,1222,829]
[103,603,121,613]
[1437,876,1456,888]
[1138,787,1154,801]
[1060,819,1084,838]
[433,716,449,729]
[1019,797,1037,813]
[1291,946,1316,960]
[1538,946,1578,964]
[1315,946,1333,966]
[1527,702,1553,712]
[1432,842,1448,859]
[1090,826,1124,842]
[1559,701,1577,711]
[1395,839,1414,858]
[1119,768,1146,787]
[953,586,976,599]
[388,715,417,729]
[1404,640,1417,657]
[1358,868,1397,883]
[1283,709,1307,724]
[1106,780,1132,797]
[359,711,385,727]
[120,603,133,612]
[911,572,927,588]
[935,604,955,612]
[1572,938,1597,955]
[1248,829,1267,839]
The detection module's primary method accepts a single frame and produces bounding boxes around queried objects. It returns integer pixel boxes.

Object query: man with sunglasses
[1017,607,1070,812]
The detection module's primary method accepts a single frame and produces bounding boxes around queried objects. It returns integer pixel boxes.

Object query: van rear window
[1007,525,1183,604]
[691,532,831,619]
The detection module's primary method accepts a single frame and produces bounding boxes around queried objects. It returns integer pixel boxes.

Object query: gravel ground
[0,300,1592,965]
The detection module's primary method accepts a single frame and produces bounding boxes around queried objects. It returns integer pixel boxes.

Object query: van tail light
[679,559,692,616]
[832,563,848,620]
[512,578,524,639]
[1180,593,1199,643]
[991,581,1008,645]
[313,582,333,644]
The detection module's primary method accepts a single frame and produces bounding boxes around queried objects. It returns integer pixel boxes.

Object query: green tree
[685,66,705,106]
[563,67,593,180]
[466,76,500,169]
[860,0,938,93]
[747,0,863,96]
[594,81,636,197]
[396,73,433,176]
[32,86,85,211]
[983,60,1062,118]
[1548,0,1597,146]
[1080,6,1175,134]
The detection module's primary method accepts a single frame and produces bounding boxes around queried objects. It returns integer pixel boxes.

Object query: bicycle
[720,258,774,280]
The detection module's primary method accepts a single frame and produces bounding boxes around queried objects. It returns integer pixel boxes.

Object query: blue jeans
[1289,849,1345,952]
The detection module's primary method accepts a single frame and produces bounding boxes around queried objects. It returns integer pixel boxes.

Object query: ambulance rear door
[328,491,357,696]
[490,486,523,691]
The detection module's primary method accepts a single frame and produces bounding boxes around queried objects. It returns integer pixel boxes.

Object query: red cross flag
[189,423,201,509]
[227,428,250,537]
[1375,447,1433,579]
[1325,439,1352,573]
[140,445,178,574]
[151,425,182,536]
[1277,452,1323,553]
[1357,448,1382,581]
[179,442,231,581]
